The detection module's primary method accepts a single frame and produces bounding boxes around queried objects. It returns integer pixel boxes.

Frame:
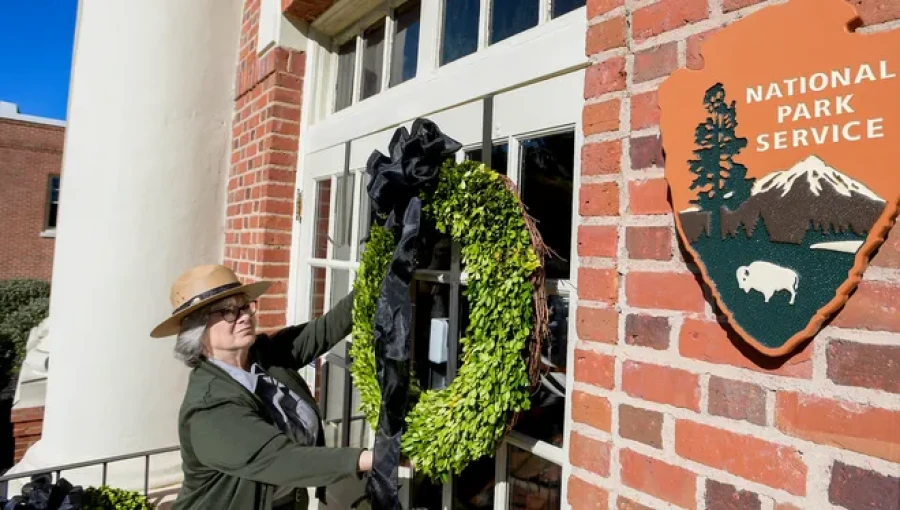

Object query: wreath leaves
[351,159,544,481]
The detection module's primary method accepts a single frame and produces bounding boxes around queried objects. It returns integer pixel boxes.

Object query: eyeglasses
[209,301,258,323]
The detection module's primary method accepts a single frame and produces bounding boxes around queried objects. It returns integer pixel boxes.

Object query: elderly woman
[151,264,372,510]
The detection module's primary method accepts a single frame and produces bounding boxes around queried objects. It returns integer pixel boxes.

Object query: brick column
[225,0,306,331]
[570,1,900,509]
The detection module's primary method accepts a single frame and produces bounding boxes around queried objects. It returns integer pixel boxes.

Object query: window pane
[361,20,386,100]
[310,266,327,318]
[357,172,373,261]
[313,180,332,258]
[331,269,351,308]
[390,1,421,87]
[464,143,509,175]
[508,445,562,509]
[454,454,496,508]
[333,173,354,261]
[335,39,356,112]
[413,281,454,390]
[552,0,586,18]
[441,0,479,65]
[490,0,539,45]
[520,132,575,279]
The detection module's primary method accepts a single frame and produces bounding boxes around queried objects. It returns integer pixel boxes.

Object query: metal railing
[0,445,179,499]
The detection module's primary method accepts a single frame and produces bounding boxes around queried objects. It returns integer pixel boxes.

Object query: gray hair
[174,307,210,368]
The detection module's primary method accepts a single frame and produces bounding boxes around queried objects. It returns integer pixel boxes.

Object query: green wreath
[351,159,548,480]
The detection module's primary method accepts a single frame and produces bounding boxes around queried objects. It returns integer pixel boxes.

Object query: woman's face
[205,294,257,354]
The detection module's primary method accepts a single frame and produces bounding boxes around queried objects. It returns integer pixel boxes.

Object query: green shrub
[0,279,50,389]
[83,486,154,509]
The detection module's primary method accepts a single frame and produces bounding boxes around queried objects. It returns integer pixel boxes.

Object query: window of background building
[45,175,60,230]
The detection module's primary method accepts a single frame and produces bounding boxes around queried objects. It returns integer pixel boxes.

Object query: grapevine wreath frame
[350,158,550,480]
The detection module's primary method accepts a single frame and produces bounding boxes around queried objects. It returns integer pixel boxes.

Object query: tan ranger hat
[150,264,271,338]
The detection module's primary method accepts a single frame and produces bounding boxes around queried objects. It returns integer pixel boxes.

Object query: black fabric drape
[362,119,460,510]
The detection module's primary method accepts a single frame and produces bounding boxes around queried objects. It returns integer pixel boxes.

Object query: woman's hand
[358,451,374,472]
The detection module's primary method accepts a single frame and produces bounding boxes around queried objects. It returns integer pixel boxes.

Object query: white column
[11,0,242,491]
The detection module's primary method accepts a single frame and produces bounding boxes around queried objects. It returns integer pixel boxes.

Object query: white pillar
[12,0,242,491]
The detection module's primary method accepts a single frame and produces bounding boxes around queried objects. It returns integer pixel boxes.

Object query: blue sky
[0,2,78,120]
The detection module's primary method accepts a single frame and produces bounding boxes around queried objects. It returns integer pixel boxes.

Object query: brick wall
[226,0,306,331]
[571,1,900,509]
[10,407,43,463]
[0,119,64,281]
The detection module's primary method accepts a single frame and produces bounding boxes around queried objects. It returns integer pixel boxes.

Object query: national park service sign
[659,0,900,356]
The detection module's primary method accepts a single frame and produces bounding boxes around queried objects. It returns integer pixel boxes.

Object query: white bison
[735,261,799,305]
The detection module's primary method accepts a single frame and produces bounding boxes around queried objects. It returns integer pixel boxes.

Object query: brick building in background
[9,1,899,508]
[0,102,64,281]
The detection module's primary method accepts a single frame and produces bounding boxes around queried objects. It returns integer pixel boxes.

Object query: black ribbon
[363,119,461,510]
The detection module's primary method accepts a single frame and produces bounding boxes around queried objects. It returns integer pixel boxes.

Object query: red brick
[586,17,627,55]
[676,420,807,495]
[623,361,700,410]
[580,182,620,217]
[577,306,619,344]
[630,135,664,169]
[625,314,670,350]
[619,404,663,448]
[0,118,63,281]
[578,225,618,258]
[631,91,660,130]
[686,28,722,70]
[634,42,678,83]
[579,267,618,303]
[570,433,612,477]
[585,57,627,98]
[626,226,672,260]
[626,272,707,313]
[849,0,900,26]
[629,179,669,215]
[679,319,813,378]
[722,0,766,13]
[705,479,762,510]
[568,477,609,509]
[774,504,803,510]
[632,0,709,42]
[582,140,623,175]
[620,449,697,509]
[583,99,621,135]
[574,349,615,389]
[572,391,612,432]
[776,392,900,463]
[708,376,767,426]
[828,461,900,510]
[617,497,653,510]
[827,340,900,394]
[588,0,624,18]
[831,281,900,332]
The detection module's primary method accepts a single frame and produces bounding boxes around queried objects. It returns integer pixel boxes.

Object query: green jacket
[172,293,363,510]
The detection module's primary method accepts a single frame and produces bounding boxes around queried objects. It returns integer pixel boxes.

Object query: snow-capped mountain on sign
[751,155,883,201]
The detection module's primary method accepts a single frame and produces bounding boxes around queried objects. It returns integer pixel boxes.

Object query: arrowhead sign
[659,0,900,356]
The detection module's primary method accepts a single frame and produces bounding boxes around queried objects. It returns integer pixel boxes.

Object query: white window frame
[290,3,587,507]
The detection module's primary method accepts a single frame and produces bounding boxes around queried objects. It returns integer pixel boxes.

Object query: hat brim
[150,280,272,338]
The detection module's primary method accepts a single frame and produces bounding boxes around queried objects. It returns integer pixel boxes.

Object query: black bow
[363,119,460,510]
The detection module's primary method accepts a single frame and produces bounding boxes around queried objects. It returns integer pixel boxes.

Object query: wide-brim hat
[150,264,272,338]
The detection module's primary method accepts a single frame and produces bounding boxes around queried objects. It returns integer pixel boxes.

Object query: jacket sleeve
[261,291,355,369]
[188,401,364,488]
